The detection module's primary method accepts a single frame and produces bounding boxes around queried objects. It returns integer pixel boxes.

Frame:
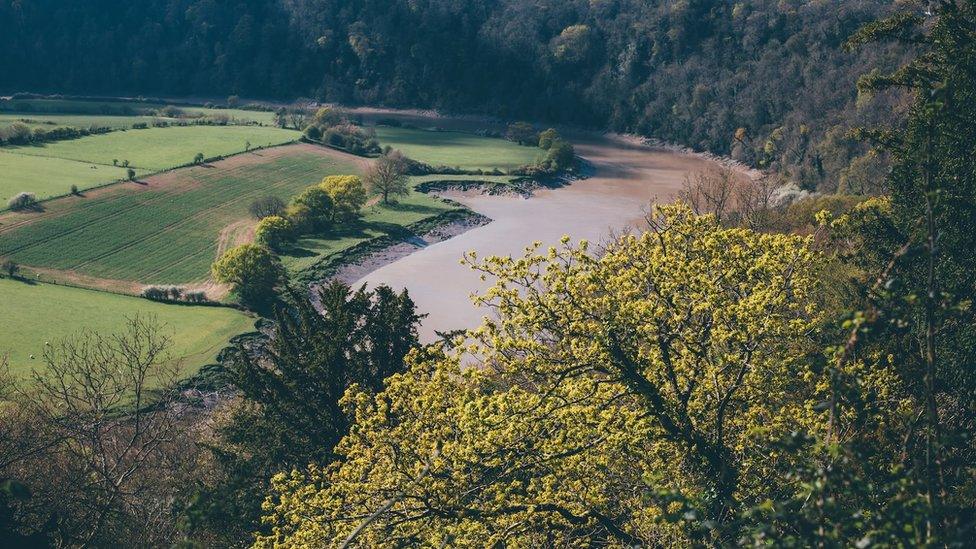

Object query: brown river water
[351,128,732,342]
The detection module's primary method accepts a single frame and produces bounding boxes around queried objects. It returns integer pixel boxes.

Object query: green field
[0,150,357,284]
[7,125,298,171]
[281,179,456,273]
[0,152,136,204]
[0,125,299,203]
[0,98,276,125]
[0,277,254,377]
[372,126,540,171]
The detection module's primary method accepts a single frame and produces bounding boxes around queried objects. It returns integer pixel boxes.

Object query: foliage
[288,185,333,231]
[837,1,976,539]
[188,282,421,544]
[211,244,283,307]
[505,121,537,145]
[0,0,907,190]
[542,139,575,171]
[6,192,37,211]
[364,151,409,204]
[320,174,367,221]
[0,258,17,278]
[537,127,559,150]
[256,203,826,546]
[255,215,294,251]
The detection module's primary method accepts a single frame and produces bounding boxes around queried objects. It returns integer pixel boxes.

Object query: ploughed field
[0,125,299,203]
[0,146,356,285]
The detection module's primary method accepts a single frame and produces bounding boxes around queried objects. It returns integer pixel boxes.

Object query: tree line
[1,0,907,191]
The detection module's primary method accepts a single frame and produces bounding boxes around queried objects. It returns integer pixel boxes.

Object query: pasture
[372,126,540,171]
[0,277,254,378]
[0,151,136,204]
[7,125,298,171]
[0,146,358,285]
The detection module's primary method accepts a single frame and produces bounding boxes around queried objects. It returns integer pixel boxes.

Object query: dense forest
[0,0,907,189]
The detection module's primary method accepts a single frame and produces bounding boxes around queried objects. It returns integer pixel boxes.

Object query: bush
[254,215,294,251]
[70,184,79,196]
[543,140,576,171]
[538,128,560,150]
[1,258,19,279]
[7,192,38,211]
[127,168,136,181]
[131,122,148,129]
[304,125,322,141]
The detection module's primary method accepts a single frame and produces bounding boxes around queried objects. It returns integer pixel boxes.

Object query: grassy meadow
[0,277,254,378]
[372,126,540,171]
[0,152,135,204]
[6,125,298,171]
[0,150,357,284]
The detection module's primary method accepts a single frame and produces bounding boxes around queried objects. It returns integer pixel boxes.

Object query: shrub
[159,105,184,118]
[131,122,148,129]
[255,215,294,251]
[1,258,19,279]
[543,140,576,171]
[70,184,79,196]
[194,152,205,165]
[127,168,136,181]
[538,128,560,150]
[7,192,38,211]
[304,125,322,141]
[185,290,208,303]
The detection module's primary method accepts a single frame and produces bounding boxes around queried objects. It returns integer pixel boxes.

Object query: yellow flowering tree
[256,203,826,547]
[320,175,367,221]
